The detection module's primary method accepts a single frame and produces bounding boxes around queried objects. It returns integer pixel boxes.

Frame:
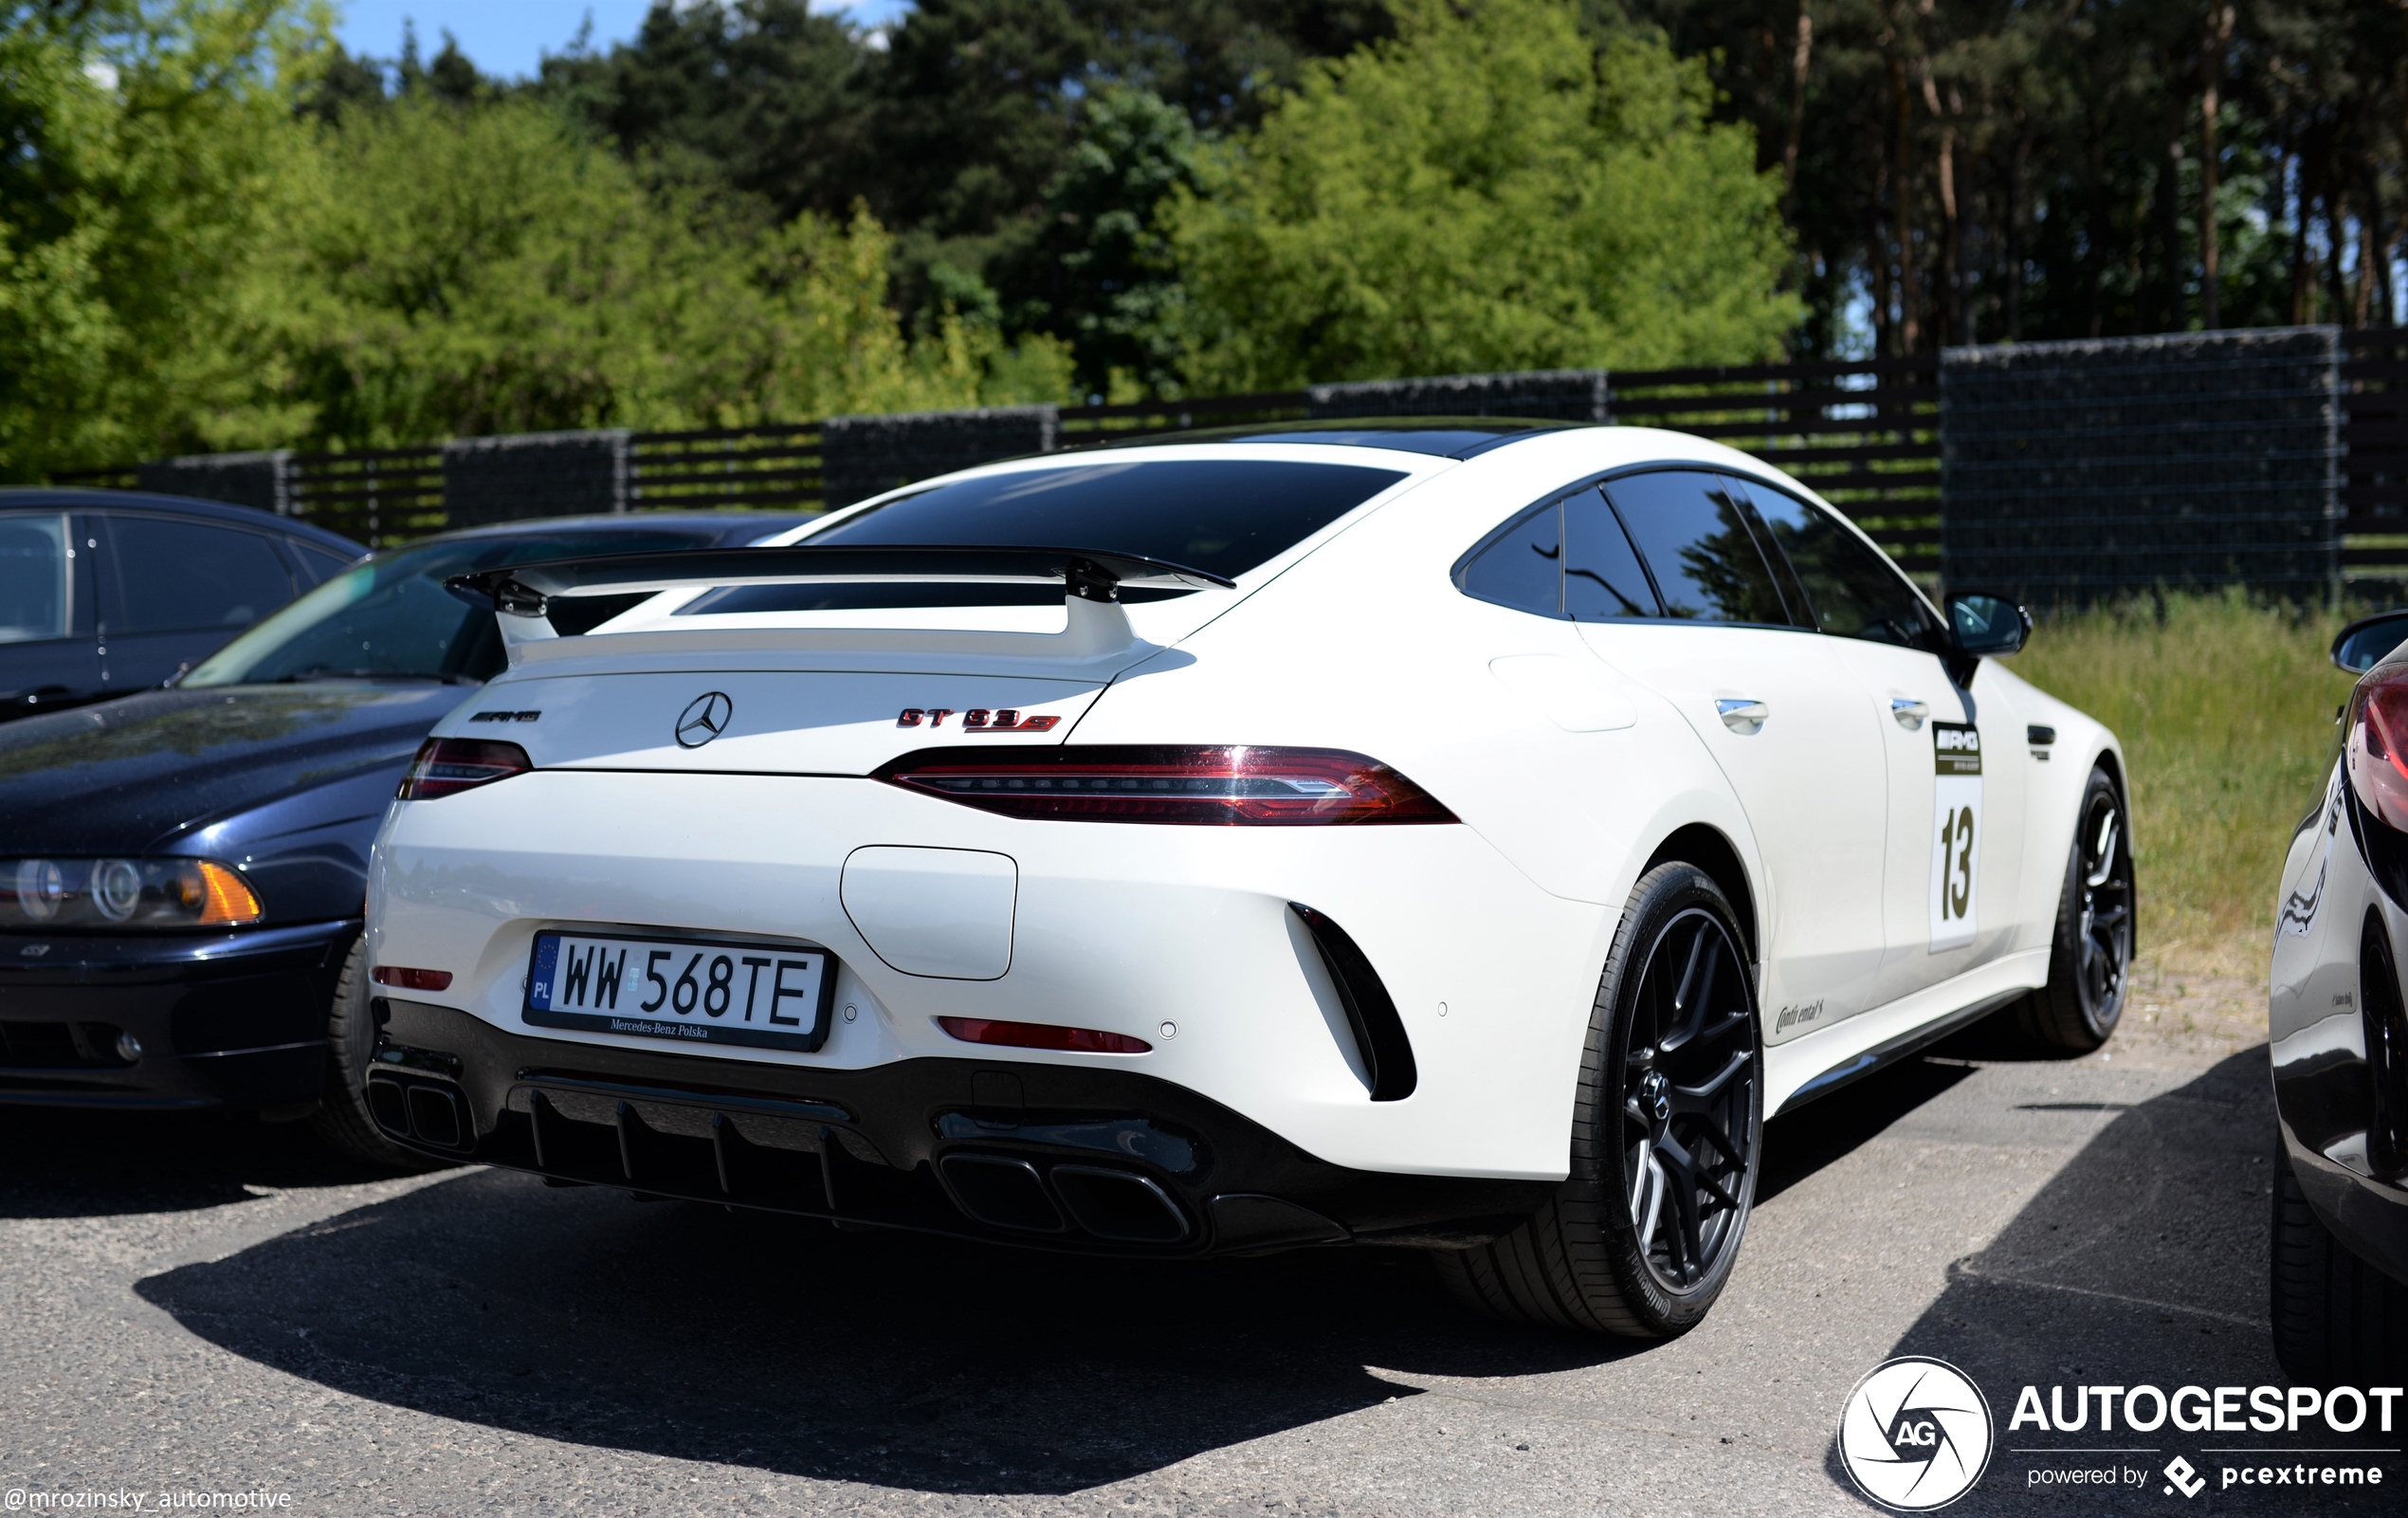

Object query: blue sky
[336,2,912,79]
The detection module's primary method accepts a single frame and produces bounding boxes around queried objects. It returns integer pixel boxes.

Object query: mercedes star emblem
[675,691,734,748]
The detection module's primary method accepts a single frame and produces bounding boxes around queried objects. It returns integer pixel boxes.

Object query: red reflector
[399,738,534,800]
[938,1016,1150,1054]
[878,745,1457,825]
[372,965,454,991]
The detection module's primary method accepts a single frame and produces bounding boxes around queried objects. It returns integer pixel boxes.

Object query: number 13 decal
[1929,722,1982,952]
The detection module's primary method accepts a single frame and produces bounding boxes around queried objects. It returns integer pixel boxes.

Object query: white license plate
[524,931,834,1052]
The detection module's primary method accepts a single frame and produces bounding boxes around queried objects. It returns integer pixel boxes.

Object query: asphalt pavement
[0,967,2392,1516]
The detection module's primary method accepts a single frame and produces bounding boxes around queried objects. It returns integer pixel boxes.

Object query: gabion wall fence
[1939,327,2344,605]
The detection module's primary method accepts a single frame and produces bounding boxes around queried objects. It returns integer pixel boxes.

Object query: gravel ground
[0,969,2393,1517]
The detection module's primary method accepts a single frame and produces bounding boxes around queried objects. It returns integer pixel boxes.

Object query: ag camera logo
[1837,1356,1996,1510]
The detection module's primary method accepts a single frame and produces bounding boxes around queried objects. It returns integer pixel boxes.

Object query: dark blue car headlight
[4,857,264,929]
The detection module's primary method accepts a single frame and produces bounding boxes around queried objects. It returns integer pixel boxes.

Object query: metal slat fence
[629,423,822,516]
[285,446,444,546]
[1602,356,1939,577]
[41,358,1945,574]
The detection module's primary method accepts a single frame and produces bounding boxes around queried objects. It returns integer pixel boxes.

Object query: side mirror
[1946,593,2032,658]
[2334,610,2408,675]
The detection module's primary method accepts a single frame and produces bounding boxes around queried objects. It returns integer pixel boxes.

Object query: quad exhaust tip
[367,1072,473,1153]
[938,1152,1190,1243]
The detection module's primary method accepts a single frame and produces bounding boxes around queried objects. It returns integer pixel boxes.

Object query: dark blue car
[0,512,803,1164]
[0,489,367,720]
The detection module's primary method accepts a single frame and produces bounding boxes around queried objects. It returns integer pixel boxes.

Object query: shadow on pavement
[133,1163,1633,1494]
[93,1025,2198,1498]
[78,1032,1989,1493]
[1760,1054,1979,1206]
[0,1105,433,1217]
[1842,1047,2393,1514]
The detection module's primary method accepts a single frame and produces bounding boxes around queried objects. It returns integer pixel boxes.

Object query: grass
[2001,591,2362,978]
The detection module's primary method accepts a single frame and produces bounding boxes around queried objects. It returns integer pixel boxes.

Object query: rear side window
[1458,500,1564,615]
[1562,487,1658,619]
[807,459,1408,580]
[104,516,295,633]
[1457,487,1660,620]
[1736,481,1942,649]
[1602,470,1795,626]
[0,514,67,642]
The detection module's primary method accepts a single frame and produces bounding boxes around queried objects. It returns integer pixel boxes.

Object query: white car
[2265,610,2408,1383]
[357,419,2131,1337]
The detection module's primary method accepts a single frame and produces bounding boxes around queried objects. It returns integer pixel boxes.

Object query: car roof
[1080,416,1596,459]
[0,487,370,555]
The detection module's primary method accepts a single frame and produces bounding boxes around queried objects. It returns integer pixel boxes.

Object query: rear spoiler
[444,544,1237,654]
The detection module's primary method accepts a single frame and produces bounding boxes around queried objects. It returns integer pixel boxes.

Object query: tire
[306,936,443,1171]
[2014,765,2134,1052]
[2271,1138,2408,1384]
[1433,862,1762,1337]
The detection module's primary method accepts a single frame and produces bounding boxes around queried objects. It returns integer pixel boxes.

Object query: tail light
[399,738,534,800]
[2349,670,2408,832]
[876,745,1458,825]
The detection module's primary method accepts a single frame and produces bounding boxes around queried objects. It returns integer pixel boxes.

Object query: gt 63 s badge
[896,707,1061,732]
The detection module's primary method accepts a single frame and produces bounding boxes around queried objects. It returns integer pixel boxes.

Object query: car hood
[0,684,472,853]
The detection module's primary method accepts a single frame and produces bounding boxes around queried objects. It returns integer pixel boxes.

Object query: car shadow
[1836,1048,2396,1513]
[104,1033,2073,1496]
[0,1105,435,1217]
[1759,1053,1979,1206]
[132,1161,1636,1494]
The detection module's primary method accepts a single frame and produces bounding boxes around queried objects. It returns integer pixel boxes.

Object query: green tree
[0,0,324,480]
[265,94,1068,448]
[1016,84,1199,398]
[1166,0,1799,391]
[536,2,1396,384]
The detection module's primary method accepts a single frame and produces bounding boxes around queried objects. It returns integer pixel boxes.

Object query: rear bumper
[371,769,1611,1178]
[0,922,352,1110]
[373,996,1552,1256]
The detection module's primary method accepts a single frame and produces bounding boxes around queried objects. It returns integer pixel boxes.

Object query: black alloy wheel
[1621,906,1758,1291]
[2016,766,2135,1052]
[1432,862,1763,1336]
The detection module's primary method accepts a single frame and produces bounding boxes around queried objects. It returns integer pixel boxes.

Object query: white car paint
[368,428,2123,1179]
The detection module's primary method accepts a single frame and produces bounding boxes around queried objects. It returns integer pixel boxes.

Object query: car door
[1573,468,1892,1034]
[1734,477,2027,1008]
[94,511,301,690]
[0,509,103,716]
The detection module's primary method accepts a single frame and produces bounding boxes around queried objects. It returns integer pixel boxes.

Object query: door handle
[1715,698,1769,735]
[1890,698,1930,730]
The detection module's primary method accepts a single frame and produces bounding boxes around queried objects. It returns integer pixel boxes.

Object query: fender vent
[1290,904,1418,1101]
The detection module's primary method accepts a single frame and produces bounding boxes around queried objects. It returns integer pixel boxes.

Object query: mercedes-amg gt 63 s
[360,419,2130,1336]
[2270,609,2408,1380]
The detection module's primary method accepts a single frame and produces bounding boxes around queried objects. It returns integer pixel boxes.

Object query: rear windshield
[690,459,1407,616]
[816,459,1404,578]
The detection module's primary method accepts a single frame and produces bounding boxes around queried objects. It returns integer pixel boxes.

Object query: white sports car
[359,419,2131,1336]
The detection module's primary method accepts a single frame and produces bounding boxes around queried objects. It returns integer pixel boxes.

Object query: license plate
[524,931,835,1052]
